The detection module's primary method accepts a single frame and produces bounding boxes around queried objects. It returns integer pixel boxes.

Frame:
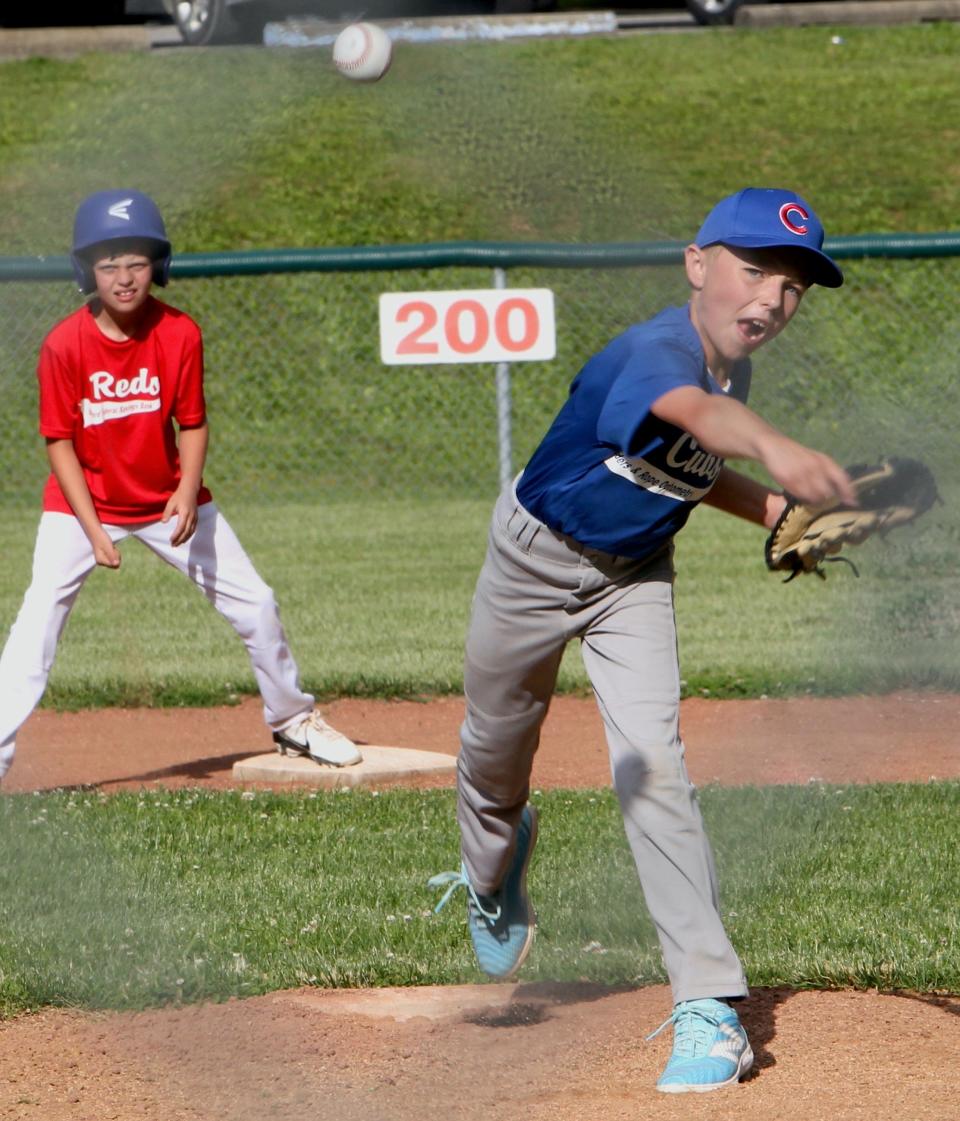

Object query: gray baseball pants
[457,484,748,1005]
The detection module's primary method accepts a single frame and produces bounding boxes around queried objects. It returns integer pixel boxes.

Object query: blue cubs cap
[695,187,843,288]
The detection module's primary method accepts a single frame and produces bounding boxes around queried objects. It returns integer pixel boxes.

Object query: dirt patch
[5,690,960,794]
[2,693,959,1119]
[3,983,960,1121]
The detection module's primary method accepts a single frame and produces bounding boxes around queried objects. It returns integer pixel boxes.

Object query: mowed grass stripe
[1,783,958,1017]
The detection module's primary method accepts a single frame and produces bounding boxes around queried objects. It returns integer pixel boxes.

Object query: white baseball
[332,22,393,83]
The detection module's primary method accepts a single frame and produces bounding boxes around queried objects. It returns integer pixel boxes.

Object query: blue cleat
[649,998,754,1093]
[428,804,538,980]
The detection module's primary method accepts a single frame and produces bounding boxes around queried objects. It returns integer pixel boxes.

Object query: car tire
[685,0,751,25]
[171,0,268,44]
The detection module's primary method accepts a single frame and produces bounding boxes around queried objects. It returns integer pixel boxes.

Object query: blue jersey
[516,304,751,560]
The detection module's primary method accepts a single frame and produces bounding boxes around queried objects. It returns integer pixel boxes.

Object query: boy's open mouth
[740,317,768,341]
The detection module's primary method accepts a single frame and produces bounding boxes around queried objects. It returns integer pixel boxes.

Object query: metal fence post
[494,266,513,492]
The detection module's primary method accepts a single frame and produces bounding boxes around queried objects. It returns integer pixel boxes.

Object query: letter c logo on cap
[779,203,809,235]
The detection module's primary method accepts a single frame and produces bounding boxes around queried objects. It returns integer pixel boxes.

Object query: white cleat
[272,710,362,767]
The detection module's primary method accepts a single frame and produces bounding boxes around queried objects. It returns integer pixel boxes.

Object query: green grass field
[1,493,956,710]
[1,22,959,1020]
[2,783,958,1017]
[1,22,958,705]
[2,23,958,250]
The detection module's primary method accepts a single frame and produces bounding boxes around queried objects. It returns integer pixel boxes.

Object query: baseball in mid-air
[332,22,393,82]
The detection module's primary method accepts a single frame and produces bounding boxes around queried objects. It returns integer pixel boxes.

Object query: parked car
[160,0,564,44]
[0,1,824,44]
[0,2,560,44]
[163,0,273,44]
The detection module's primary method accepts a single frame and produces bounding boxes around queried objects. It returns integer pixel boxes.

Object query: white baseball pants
[457,484,748,1005]
[0,504,315,779]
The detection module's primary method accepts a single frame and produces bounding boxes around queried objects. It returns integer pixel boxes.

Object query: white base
[232,745,457,788]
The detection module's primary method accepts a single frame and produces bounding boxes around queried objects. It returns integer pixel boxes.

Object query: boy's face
[91,247,154,318]
[685,243,810,374]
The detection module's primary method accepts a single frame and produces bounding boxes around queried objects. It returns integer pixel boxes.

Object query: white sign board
[379,288,556,365]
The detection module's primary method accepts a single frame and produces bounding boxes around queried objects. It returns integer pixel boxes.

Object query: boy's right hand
[761,435,857,508]
[91,529,121,569]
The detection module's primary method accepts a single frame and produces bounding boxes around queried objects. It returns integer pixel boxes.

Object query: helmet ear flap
[70,252,96,295]
[152,250,171,288]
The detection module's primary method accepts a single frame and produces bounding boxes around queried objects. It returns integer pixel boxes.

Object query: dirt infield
[6,690,960,794]
[2,692,959,1120]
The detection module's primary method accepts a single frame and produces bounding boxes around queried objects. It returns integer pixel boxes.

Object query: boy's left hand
[162,487,199,546]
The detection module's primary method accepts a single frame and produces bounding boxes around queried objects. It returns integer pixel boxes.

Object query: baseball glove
[765,456,940,581]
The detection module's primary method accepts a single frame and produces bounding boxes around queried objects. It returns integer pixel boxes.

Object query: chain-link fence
[3,239,959,508]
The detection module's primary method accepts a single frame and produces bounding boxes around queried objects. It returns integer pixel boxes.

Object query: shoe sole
[491,804,539,981]
[656,1044,754,1094]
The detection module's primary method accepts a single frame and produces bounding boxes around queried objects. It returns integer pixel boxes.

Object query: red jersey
[38,297,213,523]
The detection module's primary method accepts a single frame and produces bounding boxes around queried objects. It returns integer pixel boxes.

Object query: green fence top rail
[2,232,959,282]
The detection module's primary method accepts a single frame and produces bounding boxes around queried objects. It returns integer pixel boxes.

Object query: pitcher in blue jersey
[429,188,856,1093]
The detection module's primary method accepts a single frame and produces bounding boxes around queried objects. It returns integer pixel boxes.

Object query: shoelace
[646,1001,723,1057]
[427,868,502,923]
[298,712,352,741]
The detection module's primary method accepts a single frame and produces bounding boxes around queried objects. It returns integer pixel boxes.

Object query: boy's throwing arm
[702,467,786,530]
[650,386,856,507]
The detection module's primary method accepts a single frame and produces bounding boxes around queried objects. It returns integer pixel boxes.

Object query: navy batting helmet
[71,189,172,294]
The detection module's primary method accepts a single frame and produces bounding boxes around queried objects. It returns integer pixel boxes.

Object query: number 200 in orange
[379,289,556,366]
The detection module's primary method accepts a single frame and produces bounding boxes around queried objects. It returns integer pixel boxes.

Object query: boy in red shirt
[0,189,359,782]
